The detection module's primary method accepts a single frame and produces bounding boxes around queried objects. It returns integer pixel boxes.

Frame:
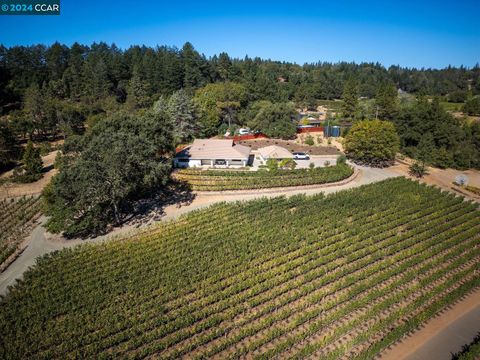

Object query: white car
[238,128,250,135]
[293,152,310,160]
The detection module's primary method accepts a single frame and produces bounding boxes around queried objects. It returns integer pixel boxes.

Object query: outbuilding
[257,145,293,163]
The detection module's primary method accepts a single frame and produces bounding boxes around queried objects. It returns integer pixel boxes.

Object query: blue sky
[1,0,479,68]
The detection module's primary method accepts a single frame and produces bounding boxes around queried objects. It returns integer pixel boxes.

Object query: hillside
[0,178,479,359]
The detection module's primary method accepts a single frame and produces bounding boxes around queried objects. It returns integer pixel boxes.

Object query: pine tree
[217,52,233,81]
[181,42,207,89]
[375,82,398,120]
[22,140,43,181]
[342,77,358,120]
[126,69,151,109]
[167,89,198,144]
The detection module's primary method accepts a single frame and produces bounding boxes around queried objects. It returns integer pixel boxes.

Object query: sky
[1,0,479,68]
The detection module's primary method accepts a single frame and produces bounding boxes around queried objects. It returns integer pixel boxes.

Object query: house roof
[175,139,251,160]
[258,145,293,159]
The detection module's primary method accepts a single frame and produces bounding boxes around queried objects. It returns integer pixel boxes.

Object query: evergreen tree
[19,140,43,182]
[342,77,358,120]
[181,42,207,89]
[416,133,436,165]
[126,69,151,109]
[375,82,398,120]
[166,89,198,144]
[217,52,233,81]
[0,120,20,170]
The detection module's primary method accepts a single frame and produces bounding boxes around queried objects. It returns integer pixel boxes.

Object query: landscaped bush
[175,163,354,190]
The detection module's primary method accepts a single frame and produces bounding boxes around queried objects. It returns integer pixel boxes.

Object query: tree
[216,52,233,81]
[0,120,20,170]
[409,161,428,178]
[14,140,43,182]
[344,120,400,167]
[194,82,247,136]
[126,70,151,109]
[375,82,398,120]
[463,97,480,115]
[249,102,296,139]
[181,42,208,89]
[166,89,199,144]
[342,77,358,120]
[448,90,468,103]
[43,109,174,237]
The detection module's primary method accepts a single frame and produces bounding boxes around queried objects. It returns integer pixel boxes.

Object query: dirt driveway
[389,160,480,201]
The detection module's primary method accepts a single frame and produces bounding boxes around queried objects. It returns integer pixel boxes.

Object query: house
[174,139,252,168]
[257,145,293,163]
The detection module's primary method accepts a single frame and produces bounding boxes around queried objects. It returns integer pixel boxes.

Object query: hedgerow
[175,163,354,190]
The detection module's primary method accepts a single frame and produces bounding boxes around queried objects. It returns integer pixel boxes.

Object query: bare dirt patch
[0,151,58,199]
[237,139,340,155]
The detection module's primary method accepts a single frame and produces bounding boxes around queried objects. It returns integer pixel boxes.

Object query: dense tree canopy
[344,120,400,167]
[194,82,247,136]
[43,109,174,237]
[392,97,480,169]
[248,101,297,139]
[463,96,480,115]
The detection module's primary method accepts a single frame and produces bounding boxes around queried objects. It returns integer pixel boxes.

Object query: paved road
[0,164,397,296]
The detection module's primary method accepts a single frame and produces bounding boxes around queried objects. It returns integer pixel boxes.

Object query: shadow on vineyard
[0,178,479,359]
[121,180,196,228]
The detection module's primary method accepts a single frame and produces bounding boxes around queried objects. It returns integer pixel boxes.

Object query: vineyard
[175,163,354,190]
[1,178,480,359]
[0,196,42,268]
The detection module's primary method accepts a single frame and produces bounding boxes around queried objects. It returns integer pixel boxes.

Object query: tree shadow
[123,180,196,228]
[42,164,54,173]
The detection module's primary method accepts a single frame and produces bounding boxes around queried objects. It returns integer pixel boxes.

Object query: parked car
[238,128,250,135]
[293,152,310,160]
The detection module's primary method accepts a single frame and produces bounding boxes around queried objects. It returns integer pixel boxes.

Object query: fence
[297,127,324,134]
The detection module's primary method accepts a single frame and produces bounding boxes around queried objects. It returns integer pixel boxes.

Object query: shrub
[344,119,400,167]
[305,134,314,146]
[337,154,347,165]
[39,142,52,156]
[279,158,297,170]
[409,161,428,178]
[266,158,279,172]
